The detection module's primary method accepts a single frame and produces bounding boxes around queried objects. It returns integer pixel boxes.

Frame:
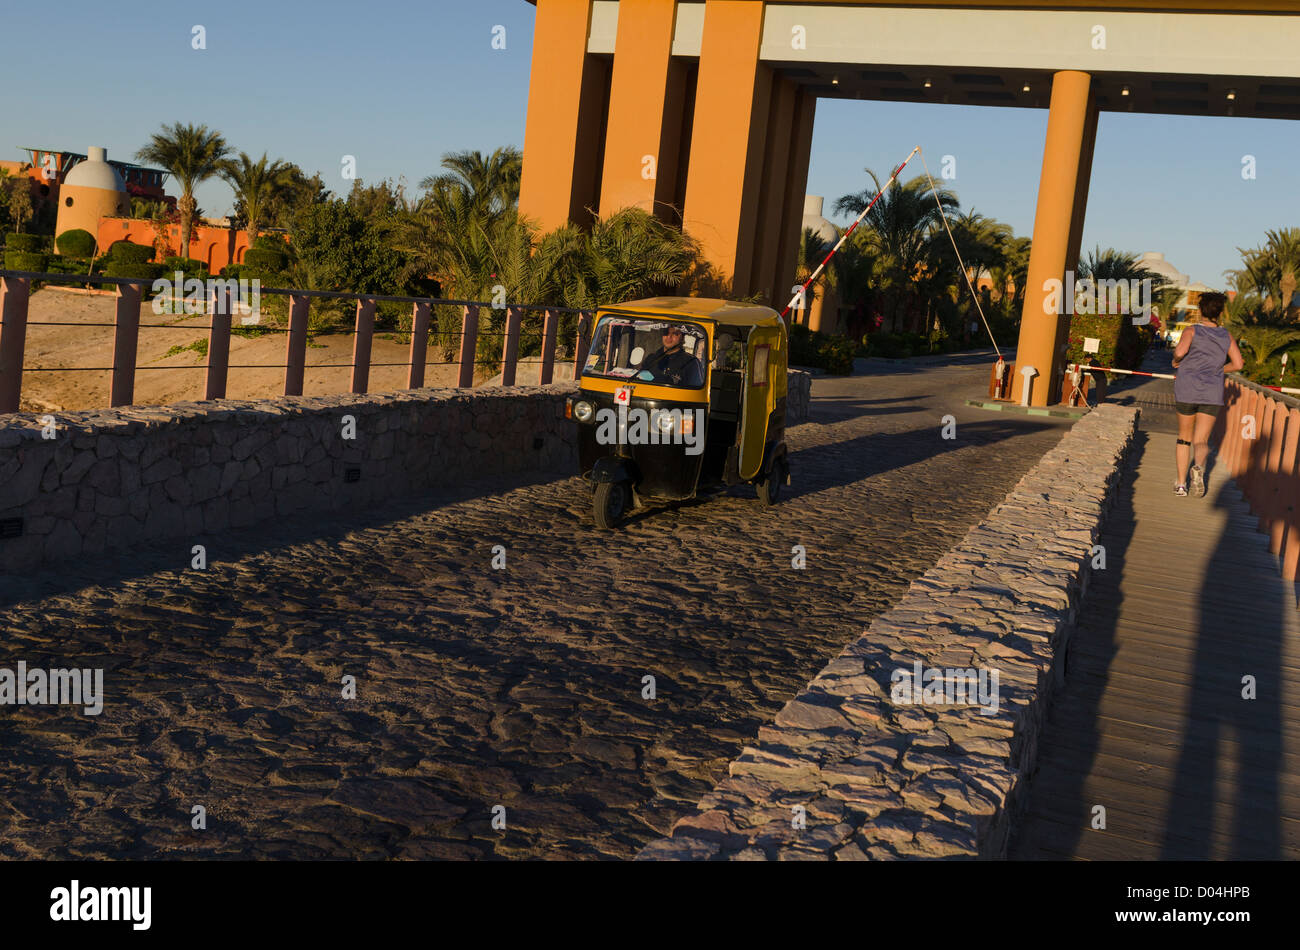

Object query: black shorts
[1175,402,1221,417]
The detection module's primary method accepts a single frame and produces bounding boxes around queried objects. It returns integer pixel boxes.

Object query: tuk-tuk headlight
[573,400,595,423]
[656,411,676,433]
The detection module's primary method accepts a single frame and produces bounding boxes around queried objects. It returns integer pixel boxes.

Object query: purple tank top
[1174,324,1231,405]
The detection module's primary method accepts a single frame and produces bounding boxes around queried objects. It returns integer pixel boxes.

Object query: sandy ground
[14,288,572,413]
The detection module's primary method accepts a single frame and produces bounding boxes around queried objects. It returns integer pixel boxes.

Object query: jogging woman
[1170,292,1244,496]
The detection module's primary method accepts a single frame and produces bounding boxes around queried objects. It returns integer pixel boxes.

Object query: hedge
[46,257,93,275]
[252,234,289,251]
[163,256,206,274]
[108,241,156,265]
[242,247,287,272]
[4,233,44,253]
[103,261,166,283]
[56,229,97,258]
[3,251,48,271]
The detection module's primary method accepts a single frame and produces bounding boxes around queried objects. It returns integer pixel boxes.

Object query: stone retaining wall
[1,373,814,575]
[639,403,1140,860]
[0,385,579,574]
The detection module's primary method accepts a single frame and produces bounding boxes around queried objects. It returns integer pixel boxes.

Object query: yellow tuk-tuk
[566,297,790,528]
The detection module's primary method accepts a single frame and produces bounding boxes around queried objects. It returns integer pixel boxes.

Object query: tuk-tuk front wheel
[593,481,629,529]
[757,456,788,507]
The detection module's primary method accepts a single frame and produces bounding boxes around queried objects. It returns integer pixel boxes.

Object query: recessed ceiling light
[1022,82,1031,93]
[1226,88,1237,100]
[1121,85,1130,96]
[923,78,933,89]
[832,75,839,85]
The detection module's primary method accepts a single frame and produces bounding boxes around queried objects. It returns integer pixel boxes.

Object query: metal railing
[1215,375,1300,581]
[0,271,595,413]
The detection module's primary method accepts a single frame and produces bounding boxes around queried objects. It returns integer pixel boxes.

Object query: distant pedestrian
[1170,292,1244,496]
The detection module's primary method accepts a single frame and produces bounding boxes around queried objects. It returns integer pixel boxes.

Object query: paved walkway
[1010,353,1300,859]
[0,356,1073,860]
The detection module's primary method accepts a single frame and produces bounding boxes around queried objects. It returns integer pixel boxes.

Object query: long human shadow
[1006,430,1143,859]
[1158,439,1285,859]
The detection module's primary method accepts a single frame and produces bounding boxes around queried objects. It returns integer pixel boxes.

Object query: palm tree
[136,123,232,257]
[420,147,522,218]
[1076,246,1170,313]
[1228,227,1300,323]
[221,152,294,247]
[835,171,959,333]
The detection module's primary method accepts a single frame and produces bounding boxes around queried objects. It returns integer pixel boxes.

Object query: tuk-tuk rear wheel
[593,481,628,529]
[757,456,787,507]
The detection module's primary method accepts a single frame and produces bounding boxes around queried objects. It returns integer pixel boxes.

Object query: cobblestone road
[0,357,1071,859]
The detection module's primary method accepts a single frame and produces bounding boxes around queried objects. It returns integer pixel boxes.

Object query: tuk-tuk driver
[641,325,704,387]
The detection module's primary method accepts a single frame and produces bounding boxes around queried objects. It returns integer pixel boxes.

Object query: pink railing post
[351,297,376,394]
[205,284,233,400]
[408,301,431,389]
[458,305,479,387]
[1259,398,1289,533]
[540,309,558,385]
[500,306,521,386]
[110,282,142,407]
[1245,397,1278,511]
[573,311,593,379]
[1269,407,1300,555]
[0,276,32,413]
[284,294,310,396]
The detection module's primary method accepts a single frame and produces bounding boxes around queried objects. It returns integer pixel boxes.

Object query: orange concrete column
[1013,70,1094,406]
[751,74,799,306]
[682,0,770,296]
[519,0,608,231]
[599,0,681,219]
[1056,95,1100,364]
[772,87,817,315]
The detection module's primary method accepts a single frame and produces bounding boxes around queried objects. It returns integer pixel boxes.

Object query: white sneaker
[1174,483,1188,497]
[1190,465,1205,497]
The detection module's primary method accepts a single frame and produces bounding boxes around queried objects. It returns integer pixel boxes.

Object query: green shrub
[46,256,92,275]
[3,250,48,271]
[162,256,206,275]
[4,233,44,253]
[817,336,856,375]
[103,261,166,286]
[55,229,97,257]
[108,241,155,265]
[243,247,287,272]
[253,234,288,251]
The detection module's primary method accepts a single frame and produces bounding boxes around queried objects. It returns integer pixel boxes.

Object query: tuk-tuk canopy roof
[600,297,782,328]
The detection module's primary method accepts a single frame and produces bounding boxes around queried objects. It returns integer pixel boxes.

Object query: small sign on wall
[1083,337,1101,354]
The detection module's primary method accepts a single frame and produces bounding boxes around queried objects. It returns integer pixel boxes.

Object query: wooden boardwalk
[1010,378,1300,860]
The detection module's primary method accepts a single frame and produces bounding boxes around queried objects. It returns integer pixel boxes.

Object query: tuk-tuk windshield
[583,316,707,389]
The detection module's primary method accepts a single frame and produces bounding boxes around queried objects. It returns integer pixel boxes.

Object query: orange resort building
[3,145,252,273]
[517,0,1300,405]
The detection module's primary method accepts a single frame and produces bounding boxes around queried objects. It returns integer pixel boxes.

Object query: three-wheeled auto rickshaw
[566,297,790,529]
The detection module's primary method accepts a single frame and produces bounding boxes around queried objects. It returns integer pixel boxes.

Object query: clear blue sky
[5,0,1295,287]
